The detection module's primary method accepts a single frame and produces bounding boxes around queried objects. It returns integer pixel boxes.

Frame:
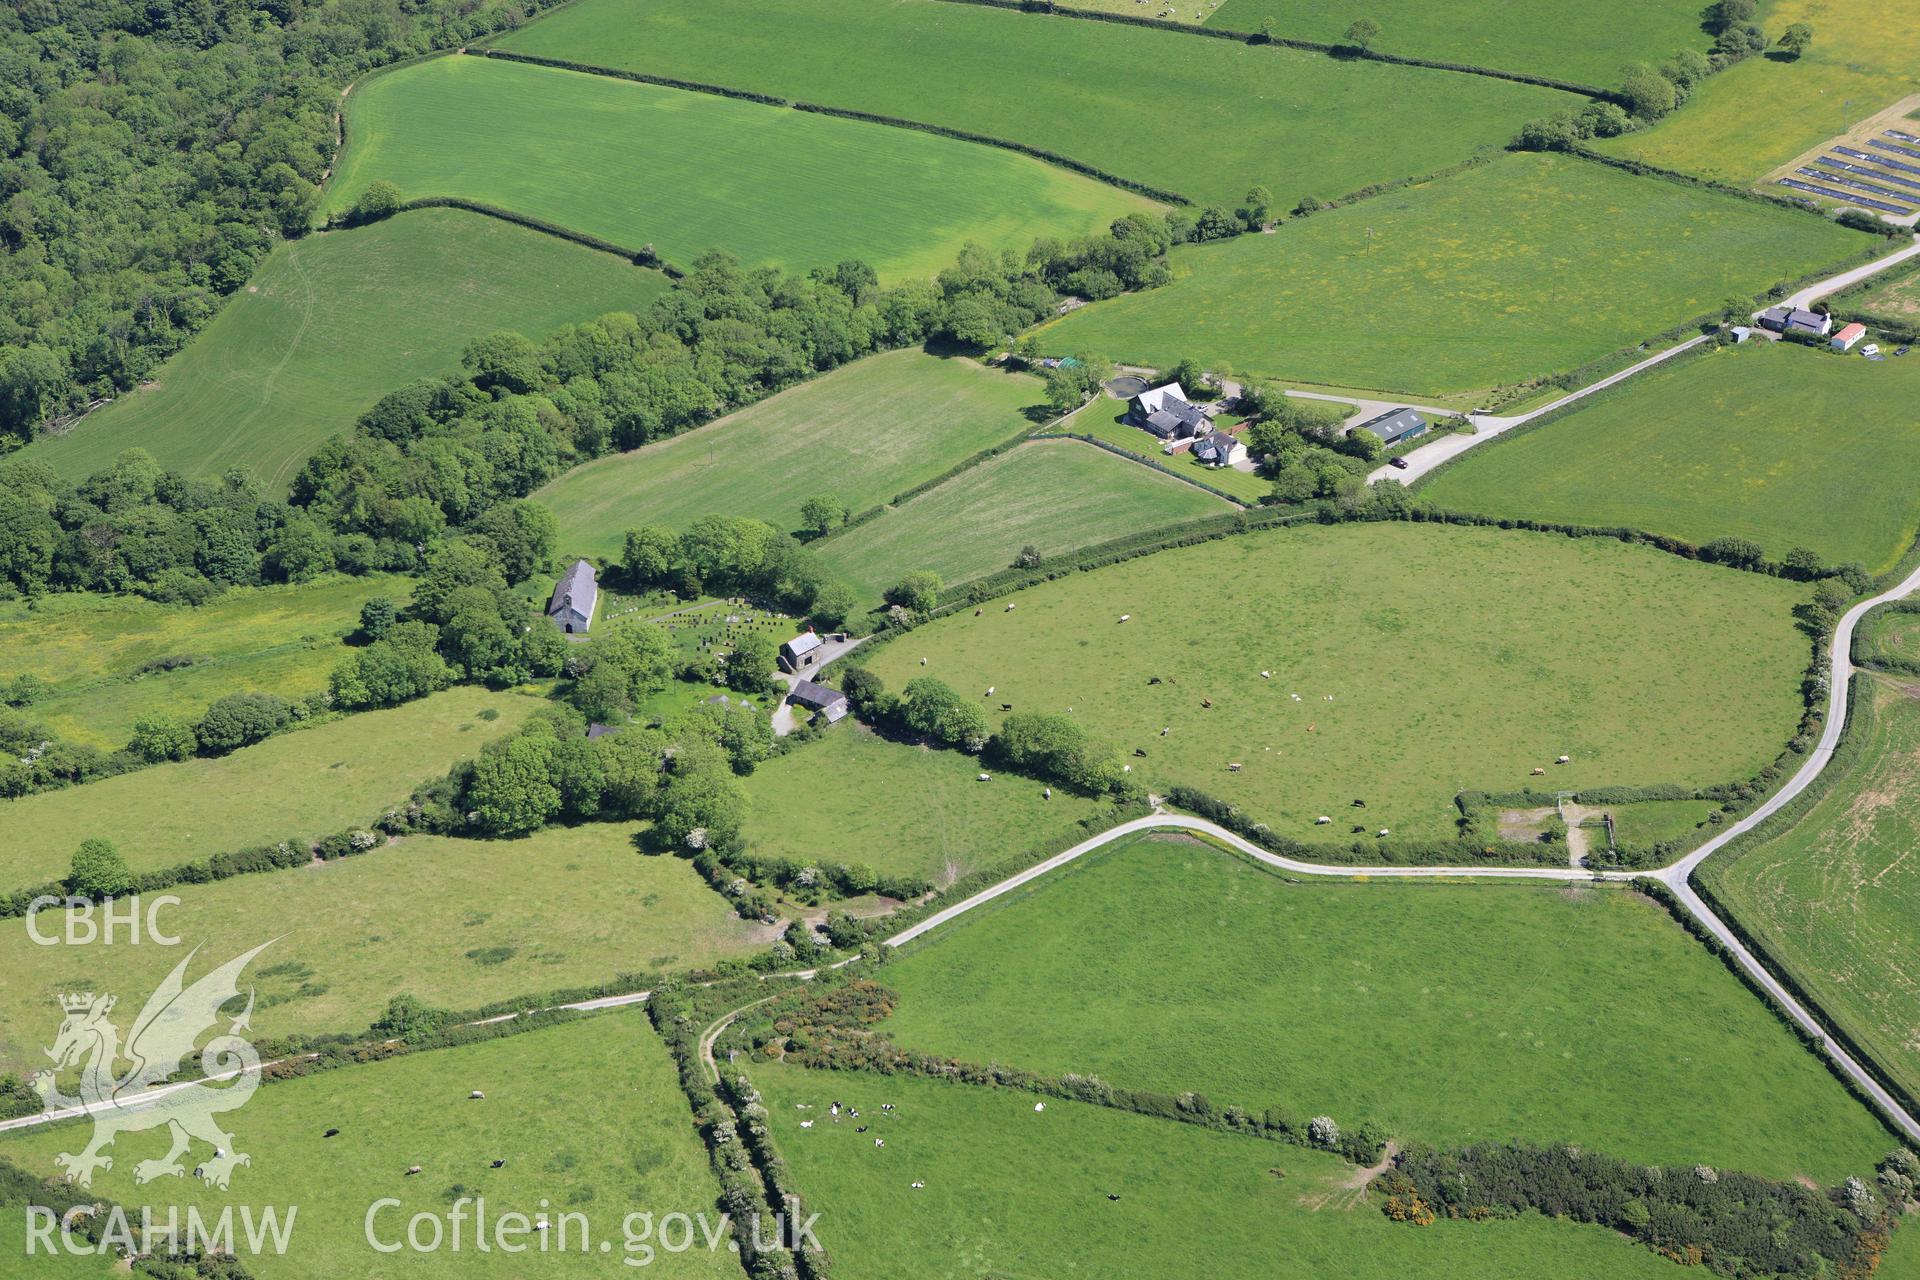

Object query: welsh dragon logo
[34,941,275,1191]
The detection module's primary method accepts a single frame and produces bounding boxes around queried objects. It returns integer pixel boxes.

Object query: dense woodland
[0,0,572,440]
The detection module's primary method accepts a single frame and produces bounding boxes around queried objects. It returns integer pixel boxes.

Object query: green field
[325,55,1155,282]
[1578,798,1721,850]
[1419,341,1920,574]
[0,1014,738,1280]
[0,576,411,750]
[1595,0,1920,182]
[536,350,1046,560]
[1071,405,1272,503]
[879,834,1895,1181]
[0,687,542,889]
[494,0,1575,209]
[1207,0,1706,85]
[1858,260,1920,324]
[815,440,1231,603]
[863,522,1808,838]
[0,822,757,1076]
[741,723,1107,886]
[1858,603,1920,669]
[747,1058,1681,1280]
[22,211,665,489]
[1044,153,1864,396]
[1701,675,1920,1107]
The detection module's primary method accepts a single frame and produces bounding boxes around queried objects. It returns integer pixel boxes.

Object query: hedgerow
[1386,1139,1907,1278]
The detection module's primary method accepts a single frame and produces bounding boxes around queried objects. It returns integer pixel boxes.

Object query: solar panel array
[1868,137,1920,162]
[1796,167,1917,205]
[1836,145,1920,178]
[1776,177,1913,215]
[1820,154,1920,192]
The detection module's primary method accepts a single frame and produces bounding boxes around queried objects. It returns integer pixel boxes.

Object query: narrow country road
[15,559,1917,1143]
[1369,234,1920,485]
[14,245,1919,1150]
[1367,334,1713,484]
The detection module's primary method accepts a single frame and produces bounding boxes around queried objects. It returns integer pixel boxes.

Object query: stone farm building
[788,678,851,723]
[548,559,598,634]
[780,630,824,673]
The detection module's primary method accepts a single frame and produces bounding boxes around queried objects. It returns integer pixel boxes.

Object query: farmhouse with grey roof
[547,559,598,634]
[1191,430,1246,467]
[1757,306,1831,337]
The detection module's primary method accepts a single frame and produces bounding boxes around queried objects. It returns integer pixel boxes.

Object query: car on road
[1389,456,1410,470]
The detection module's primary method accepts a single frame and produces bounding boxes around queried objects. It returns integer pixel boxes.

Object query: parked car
[1860,343,1881,357]
[1389,456,1410,470]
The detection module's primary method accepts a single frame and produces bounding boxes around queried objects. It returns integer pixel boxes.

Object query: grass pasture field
[1418,341,1920,574]
[493,0,1577,210]
[1594,0,1920,183]
[0,687,543,890]
[0,822,758,1077]
[1700,675,1920,1108]
[739,723,1108,888]
[1042,152,1866,395]
[1207,0,1707,86]
[746,1058,1682,1280]
[0,575,412,750]
[862,522,1809,839]
[1858,603,1920,669]
[325,55,1156,282]
[878,834,1896,1182]
[22,211,666,489]
[1857,259,1920,325]
[0,1014,738,1280]
[1579,798,1722,851]
[814,440,1232,604]
[534,350,1047,560]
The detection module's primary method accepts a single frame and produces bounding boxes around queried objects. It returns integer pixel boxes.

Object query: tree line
[0,0,587,442]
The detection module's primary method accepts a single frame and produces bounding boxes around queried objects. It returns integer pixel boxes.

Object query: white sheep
[800,1120,814,1129]
[1118,614,1131,622]
[1314,816,1331,825]
[1557,754,1571,764]
[1377,828,1391,837]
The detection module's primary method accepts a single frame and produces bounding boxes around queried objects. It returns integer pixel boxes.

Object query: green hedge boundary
[1035,430,1250,505]
[1632,873,1910,1141]
[471,47,1190,205]
[1853,601,1920,674]
[1412,338,1720,490]
[1688,674,1920,1123]
[809,424,1076,551]
[933,0,1612,99]
[1566,144,1879,224]
[1166,784,1570,868]
[349,197,681,274]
